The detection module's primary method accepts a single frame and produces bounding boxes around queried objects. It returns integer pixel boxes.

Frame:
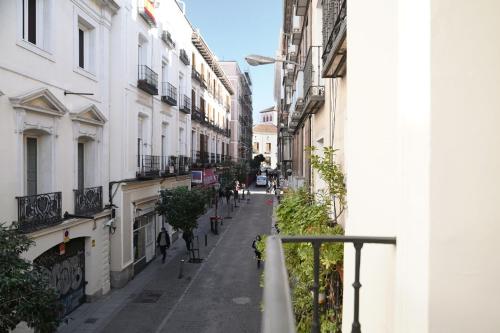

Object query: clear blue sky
[183,0,282,120]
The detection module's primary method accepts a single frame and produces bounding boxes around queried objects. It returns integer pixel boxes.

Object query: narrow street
[58,186,272,333]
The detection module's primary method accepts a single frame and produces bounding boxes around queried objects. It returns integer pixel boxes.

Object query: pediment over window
[9,88,68,116]
[70,104,107,126]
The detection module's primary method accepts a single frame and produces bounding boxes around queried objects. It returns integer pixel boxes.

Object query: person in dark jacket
[252,235,262,269]
[182,229,194,253]
[156,227,171,263]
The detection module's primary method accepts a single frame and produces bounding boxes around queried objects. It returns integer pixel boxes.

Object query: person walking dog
[157,227,171,263]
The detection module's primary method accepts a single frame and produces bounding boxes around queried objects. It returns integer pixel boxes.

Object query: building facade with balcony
[252,123,278,169]
[220,61,253,163]
[276,0,346,192]
[267,0,500,332]
[0,0,119,317]
[107,0,192,287]
[190,31,232,170]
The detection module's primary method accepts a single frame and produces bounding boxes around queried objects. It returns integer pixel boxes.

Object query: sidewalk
[58,197,243,333]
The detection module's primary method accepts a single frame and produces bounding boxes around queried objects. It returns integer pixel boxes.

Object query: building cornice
[192,31,234,95]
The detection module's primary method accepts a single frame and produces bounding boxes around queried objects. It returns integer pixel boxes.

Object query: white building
[0,0,119,317]
[107,0,192,287]
[253,107,278,168]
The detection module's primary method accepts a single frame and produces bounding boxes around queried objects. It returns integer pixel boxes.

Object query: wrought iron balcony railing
[210,152,216,163]
[303,46,325,113]
[137,155,160,178]
[192,69,203,84]
[216,153,221,163]
[200,151,209,165]
[179,49,190,66]
[322,0,347,78]
[16,192,62,233]
[180,95,191,114]
[161,82,177,106]
[192,108,204,122]
[178,155,191,175]
[262,235,396,333]
[137,65,159,95]
[74,186,103,216]
[161,30,175,49]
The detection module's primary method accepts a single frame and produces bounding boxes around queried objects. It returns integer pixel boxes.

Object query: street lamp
[245,54,300,67]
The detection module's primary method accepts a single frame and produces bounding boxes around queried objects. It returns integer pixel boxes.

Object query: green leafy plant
[276,189,344,332]
[0,223,62,333]
[307,146,347,222]
[156,187,206,232]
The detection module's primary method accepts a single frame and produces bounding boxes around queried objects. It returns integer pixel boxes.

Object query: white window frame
[16,0,54,60]
[74,11,98,79]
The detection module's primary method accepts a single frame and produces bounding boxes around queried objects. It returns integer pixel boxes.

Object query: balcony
[210,152,216,164]
[262,235,396,333]
[74,186,103,216]
[161,30,175,49]
[137,155,161,178]
[137,65,159,95]
[322,0,347,78]
[303,46,325,113]
[216,154,221,164]
[16,192,62,233]
[296,0,308,16]
[179,49,190,66]
[161,82,177,106]
[192,69,203,84]
[200,151,209,165]
[192,108,204,122]
[180,95,191,114]
[178,155,191,175]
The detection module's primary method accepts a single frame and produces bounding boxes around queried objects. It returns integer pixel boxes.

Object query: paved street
[58,186,272,333]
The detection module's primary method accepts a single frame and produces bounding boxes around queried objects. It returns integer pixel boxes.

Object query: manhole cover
[84,318,98,324]
[232,297,251,305]
[133,290,163,303]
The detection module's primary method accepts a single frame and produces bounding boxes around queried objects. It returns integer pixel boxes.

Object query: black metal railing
[161,82,177,106]
[200,151,209,164]
[180,95,191,114]
[178,155,191,175]
[210,152,216,163]
[137,155,160,178]
[322,0,347,77]
[262,235,396,333]
[161,30,175,48]
[158,155,176,176]
[137,65,158,95]
[192,69,203,84]
[16,192,63,233]
[74,186,103,216]
[304,46,325,112]
[179,49,190,66]
[192,108,204,122]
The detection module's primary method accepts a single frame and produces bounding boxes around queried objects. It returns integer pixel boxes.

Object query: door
[35,238,86,317]
[26,137,37,195]
[145,215,156,262]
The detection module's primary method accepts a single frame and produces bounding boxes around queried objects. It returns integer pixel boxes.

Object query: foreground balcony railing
[137,65,158,95]
[263,235,396,333]
[178,155,191,175]
[74,186,103,216]
[322,0,347,77]
[16,192,62,233]
[161,82,177,106]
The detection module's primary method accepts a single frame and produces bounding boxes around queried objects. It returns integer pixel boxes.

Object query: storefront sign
[191,170,203,184]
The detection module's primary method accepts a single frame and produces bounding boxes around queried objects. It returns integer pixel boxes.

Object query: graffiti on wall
[34,238,86,317]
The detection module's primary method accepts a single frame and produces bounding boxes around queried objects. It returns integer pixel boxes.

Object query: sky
[183,0,282,121]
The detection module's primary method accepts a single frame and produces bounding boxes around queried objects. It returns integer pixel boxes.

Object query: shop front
[133,211,157,274]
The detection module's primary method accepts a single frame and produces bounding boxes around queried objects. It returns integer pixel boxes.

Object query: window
[76,16,96,73]
[77,142,84,190]
[21,0,51,51]
[265,143,271,154]
[253,142,259,154]
[26,137,37,195]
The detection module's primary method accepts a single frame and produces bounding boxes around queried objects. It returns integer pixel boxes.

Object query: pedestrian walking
[182,229,194,253]
[252,235,262,269]
[156,227,171,263]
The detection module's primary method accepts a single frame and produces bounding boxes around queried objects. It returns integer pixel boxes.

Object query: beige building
[272,0,500,332]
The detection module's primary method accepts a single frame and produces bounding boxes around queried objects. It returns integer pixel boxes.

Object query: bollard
[178,259,185,279]
[205,234,208,247]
